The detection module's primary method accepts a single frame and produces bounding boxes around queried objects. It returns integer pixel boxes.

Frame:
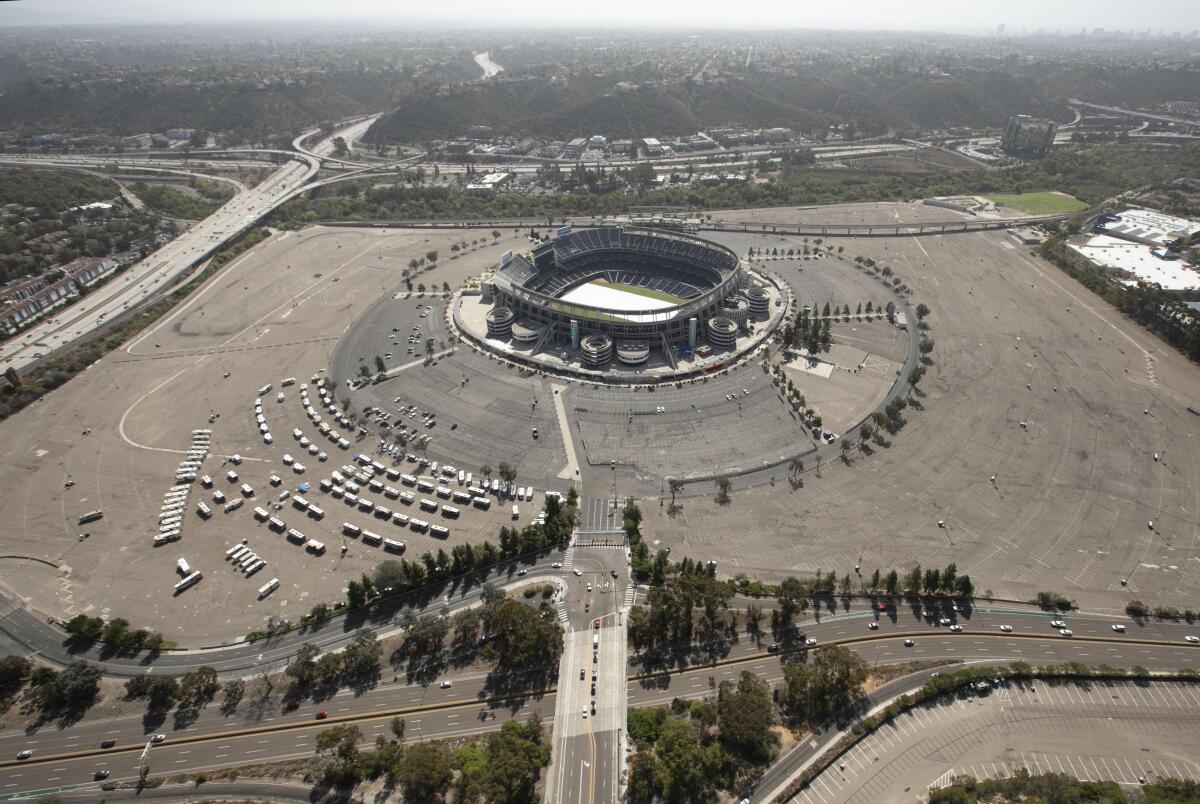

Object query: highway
[0,151,318,375]
[1,626,1196,800]
[0,556,567,678]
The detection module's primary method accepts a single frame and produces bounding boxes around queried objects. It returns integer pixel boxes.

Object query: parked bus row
[223,541,268,578]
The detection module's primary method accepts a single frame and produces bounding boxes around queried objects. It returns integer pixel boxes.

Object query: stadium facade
[455,226,783,381]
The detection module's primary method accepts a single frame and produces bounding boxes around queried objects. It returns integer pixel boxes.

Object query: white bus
[416,479,434,493]
[226,544,248,560]
[176,558,191,575]
[307,505,325,520]
[436,486,452,499]
[383,486,400,499]
[452,491,472,504]
[400,474,417,486]
[392,511,410,526]
[286,528,306,544]
[512,504,519,519]
[383,538,406,553]
[361,530,383,546]
[342,522,361,537]
[268,516,285,531]
[292,495,309,510]
[173,571,202,593]
[258,578,280,599]
[305,540,326,555]
[244,560,265,577]
[399,491,415,504]
[409,518,429,533]
[281,377,296,387]
[357,498,375,513]
[154,530,181,545]
[458,470,465,485]
[441,505,460,518]
[472,496,492,511]
[253,506,270,521]
[430,524,450,538]
[419,498,438,511]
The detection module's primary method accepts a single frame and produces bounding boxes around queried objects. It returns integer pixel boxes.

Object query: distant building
[561,138,588,160]
[465,172,512,195]
[0,257,114,335]
[124,133,154,149]
[467,125,493,141]
[1095,207,1200,250]
[640,137,664,156]
[166,128,196,141]
[610,139,634,155]
[761,127,792,143]
[1001,115,1058,157]
[587,134,608,150]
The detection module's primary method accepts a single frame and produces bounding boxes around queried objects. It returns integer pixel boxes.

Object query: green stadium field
[985,191,1088,215]
[592,277,685,304]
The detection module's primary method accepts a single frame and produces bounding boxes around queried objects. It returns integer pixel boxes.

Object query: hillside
[0,72,412,141]
[364,66,1085,144]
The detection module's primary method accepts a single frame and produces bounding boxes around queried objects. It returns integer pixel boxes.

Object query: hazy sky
[3,0,1200,31]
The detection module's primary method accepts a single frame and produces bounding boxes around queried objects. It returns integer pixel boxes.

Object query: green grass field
[591,277,684,305]
[985,191,1088,215]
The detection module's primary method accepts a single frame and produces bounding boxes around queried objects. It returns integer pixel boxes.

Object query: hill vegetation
[271,143,1200,226]
[359,62,1200,144]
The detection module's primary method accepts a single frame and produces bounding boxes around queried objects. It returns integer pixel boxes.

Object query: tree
[144,677,180,711]
[396,741,453,800]
[178,666,219,709]
[314,724,362,784]
[915,303,930,320]
[0,655,31,698]
[715,477,731,503]
[717,672,778,763]
[341,630,382,683]
[668,478,683,506]
[390,716,406,742]
[331,137,349,158]
[905,565,922,594]
[473,719,551,804]
[908,366,926,388]
[425,250,439,265]
[63,614,103,641]
[34,661,101,714]
[779,645,868,725]
[374,355,385,373]
[869,569,881,593]
[884,569,899,596]
[492,230,502,241]
[627,750,660,804]
[286,642,319,688]
[919,338,935,356]
[497,462,517,483]
[955,574,975,598]
[654,717,711,801]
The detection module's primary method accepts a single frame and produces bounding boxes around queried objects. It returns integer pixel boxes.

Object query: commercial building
[464,172,512,195]
[561,138,588,160]
[640,137,664,156]
[1001,115,1058,157]
[1095,208,1200,250]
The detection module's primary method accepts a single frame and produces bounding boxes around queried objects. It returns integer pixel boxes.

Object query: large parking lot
[645,221,1200,611]
[0,225,544,643]
[6,199,1200,642]
[794,680,1200,804]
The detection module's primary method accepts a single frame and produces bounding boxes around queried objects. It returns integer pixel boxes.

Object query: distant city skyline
[3,0,1200,32]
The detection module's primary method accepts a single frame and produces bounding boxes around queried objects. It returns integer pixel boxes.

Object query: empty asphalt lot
[652,224,1200,613]
[0,225,536,644]
[794,679,1200,804]
[4,202,1200,643]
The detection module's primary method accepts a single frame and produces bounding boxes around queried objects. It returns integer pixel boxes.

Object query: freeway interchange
[1,547,1197,800]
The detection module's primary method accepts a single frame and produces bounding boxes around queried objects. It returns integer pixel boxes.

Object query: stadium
[455,227,783,380]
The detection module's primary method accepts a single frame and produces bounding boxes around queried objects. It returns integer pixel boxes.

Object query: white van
[512,504,519,519]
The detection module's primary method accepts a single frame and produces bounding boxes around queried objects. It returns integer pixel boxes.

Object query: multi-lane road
[3,565,1198,800]
[0,150,318,375]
